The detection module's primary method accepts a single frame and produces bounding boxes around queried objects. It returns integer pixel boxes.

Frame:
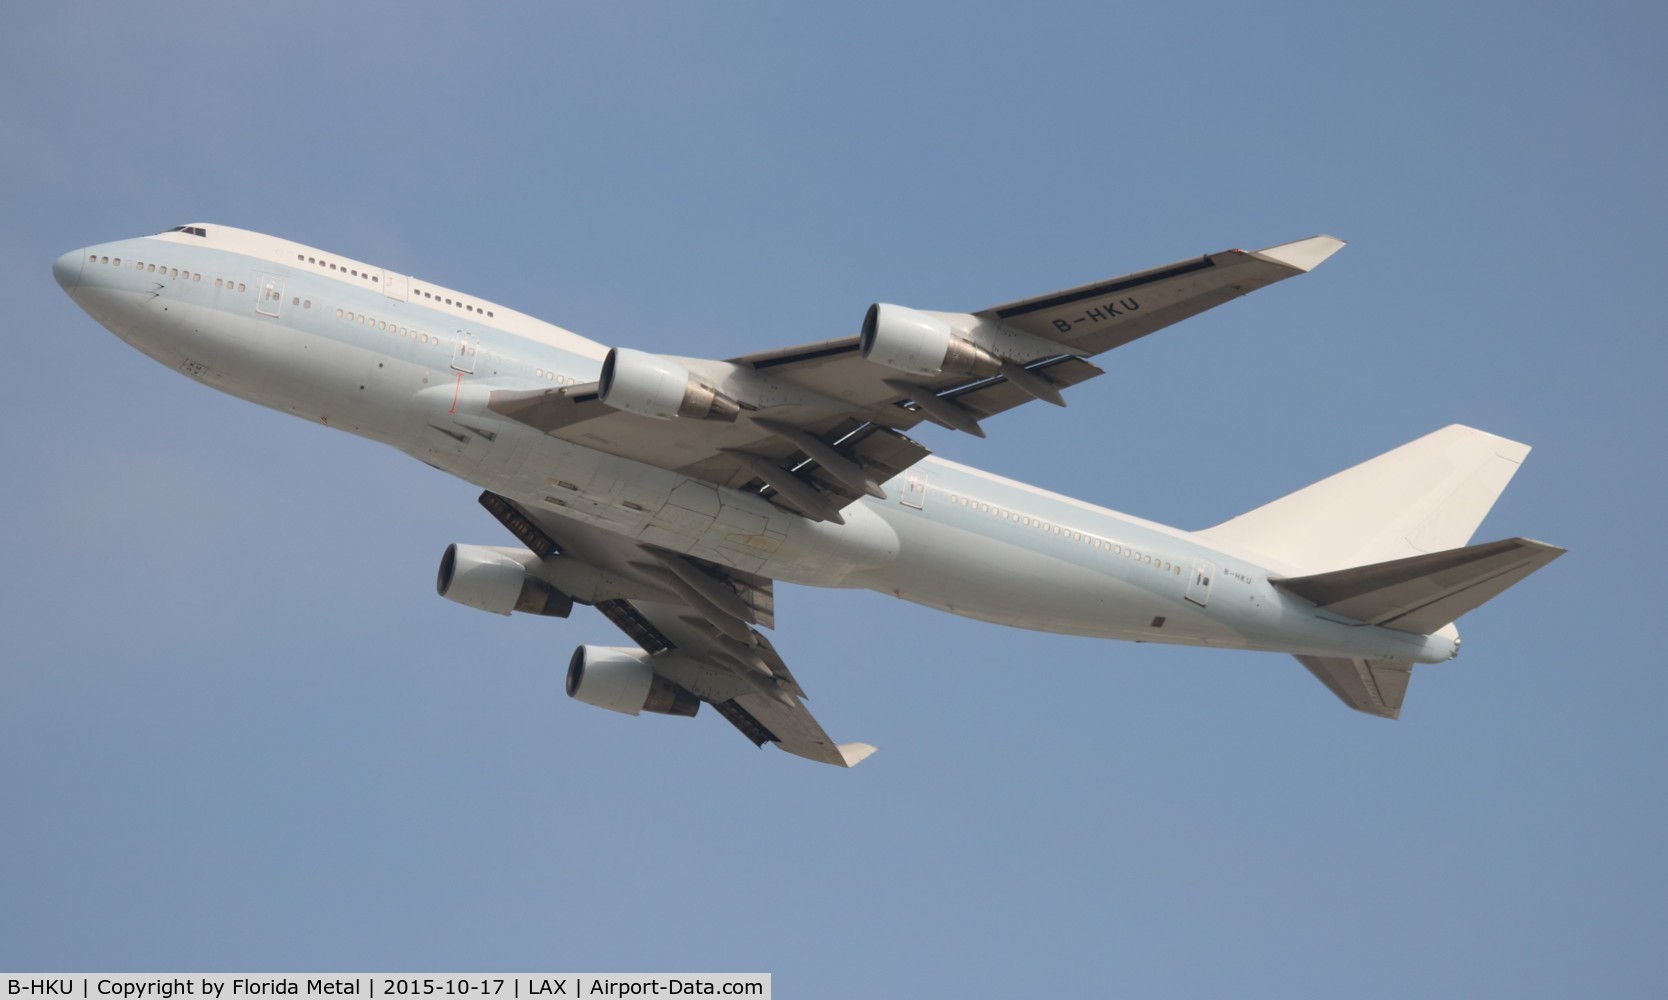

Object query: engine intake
[566,646,701,717]
[599,347,740,421]
[436,543,573,618]
[860,303,1001,378]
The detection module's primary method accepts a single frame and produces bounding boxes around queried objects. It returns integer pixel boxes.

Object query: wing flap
[941,356,1106,421]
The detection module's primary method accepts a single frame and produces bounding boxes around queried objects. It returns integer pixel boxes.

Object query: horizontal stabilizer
[1274,537,1565,634]
[1295,655,1414,719]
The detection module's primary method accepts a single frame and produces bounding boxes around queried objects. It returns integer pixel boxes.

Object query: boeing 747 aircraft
[53,225,1562,766]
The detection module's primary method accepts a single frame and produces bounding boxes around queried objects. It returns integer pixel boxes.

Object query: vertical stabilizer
[1197,425,1530,573]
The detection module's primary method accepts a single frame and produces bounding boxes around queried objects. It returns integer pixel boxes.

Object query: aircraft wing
[598,598,877,768]
[478,491,875,767]
[488,236,1343,523]
[487,381,930,525]
[734,235,1345,413]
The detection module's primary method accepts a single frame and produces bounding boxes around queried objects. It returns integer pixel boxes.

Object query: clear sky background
[3,2,1664,996]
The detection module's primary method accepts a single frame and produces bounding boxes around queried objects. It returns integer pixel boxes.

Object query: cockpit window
[164,225,208,237]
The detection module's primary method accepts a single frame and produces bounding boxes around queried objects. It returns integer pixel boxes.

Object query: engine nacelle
[436,544,573,618]
[860,303,1002,378]
[598,347,740,421]
[566,646,701,717]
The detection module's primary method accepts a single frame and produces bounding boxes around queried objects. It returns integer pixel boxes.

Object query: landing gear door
[1187,559,1216,607]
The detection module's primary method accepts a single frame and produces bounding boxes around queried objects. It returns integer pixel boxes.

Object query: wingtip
[837,742,878,767]
[1252,235,1347,272]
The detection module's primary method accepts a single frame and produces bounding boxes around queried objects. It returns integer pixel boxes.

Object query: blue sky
[3,2,1664,995]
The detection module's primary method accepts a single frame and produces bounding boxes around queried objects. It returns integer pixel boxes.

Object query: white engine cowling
[566,646,701,717]
[860,303,1002,377]
[598,347,740,421]
[436,544,572,618]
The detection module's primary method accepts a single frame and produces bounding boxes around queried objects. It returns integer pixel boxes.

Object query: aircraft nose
[53,249,84,293]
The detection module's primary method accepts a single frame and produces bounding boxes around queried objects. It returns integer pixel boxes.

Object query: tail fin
[1202,427,1563,720]
[1198,425,1531,573]
[1284,539,1564,719]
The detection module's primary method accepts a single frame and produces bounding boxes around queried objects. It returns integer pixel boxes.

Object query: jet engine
[566,646,701,717]
[860,303,1002,378]
[435,543,573,618]
[598,347,740,421]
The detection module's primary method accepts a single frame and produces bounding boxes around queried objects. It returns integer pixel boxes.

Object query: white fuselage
[54,225,1459,666]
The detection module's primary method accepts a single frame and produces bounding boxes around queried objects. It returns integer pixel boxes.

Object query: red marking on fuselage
[449,372,463,414]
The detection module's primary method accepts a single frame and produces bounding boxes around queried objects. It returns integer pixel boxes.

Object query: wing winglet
[1250,235,1347,272]
[837,742,878,767]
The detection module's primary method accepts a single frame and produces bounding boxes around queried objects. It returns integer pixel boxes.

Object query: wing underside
[478,491,874,767]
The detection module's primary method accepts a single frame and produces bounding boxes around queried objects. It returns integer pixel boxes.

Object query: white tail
[1197,425,1531,574]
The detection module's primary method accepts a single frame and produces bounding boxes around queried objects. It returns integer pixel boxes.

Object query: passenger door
[452,330,478,374]
[1186,560,1216,607]
[256,275,283,318]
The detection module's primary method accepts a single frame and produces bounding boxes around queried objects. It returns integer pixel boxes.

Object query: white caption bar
[2,978,768,1000]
